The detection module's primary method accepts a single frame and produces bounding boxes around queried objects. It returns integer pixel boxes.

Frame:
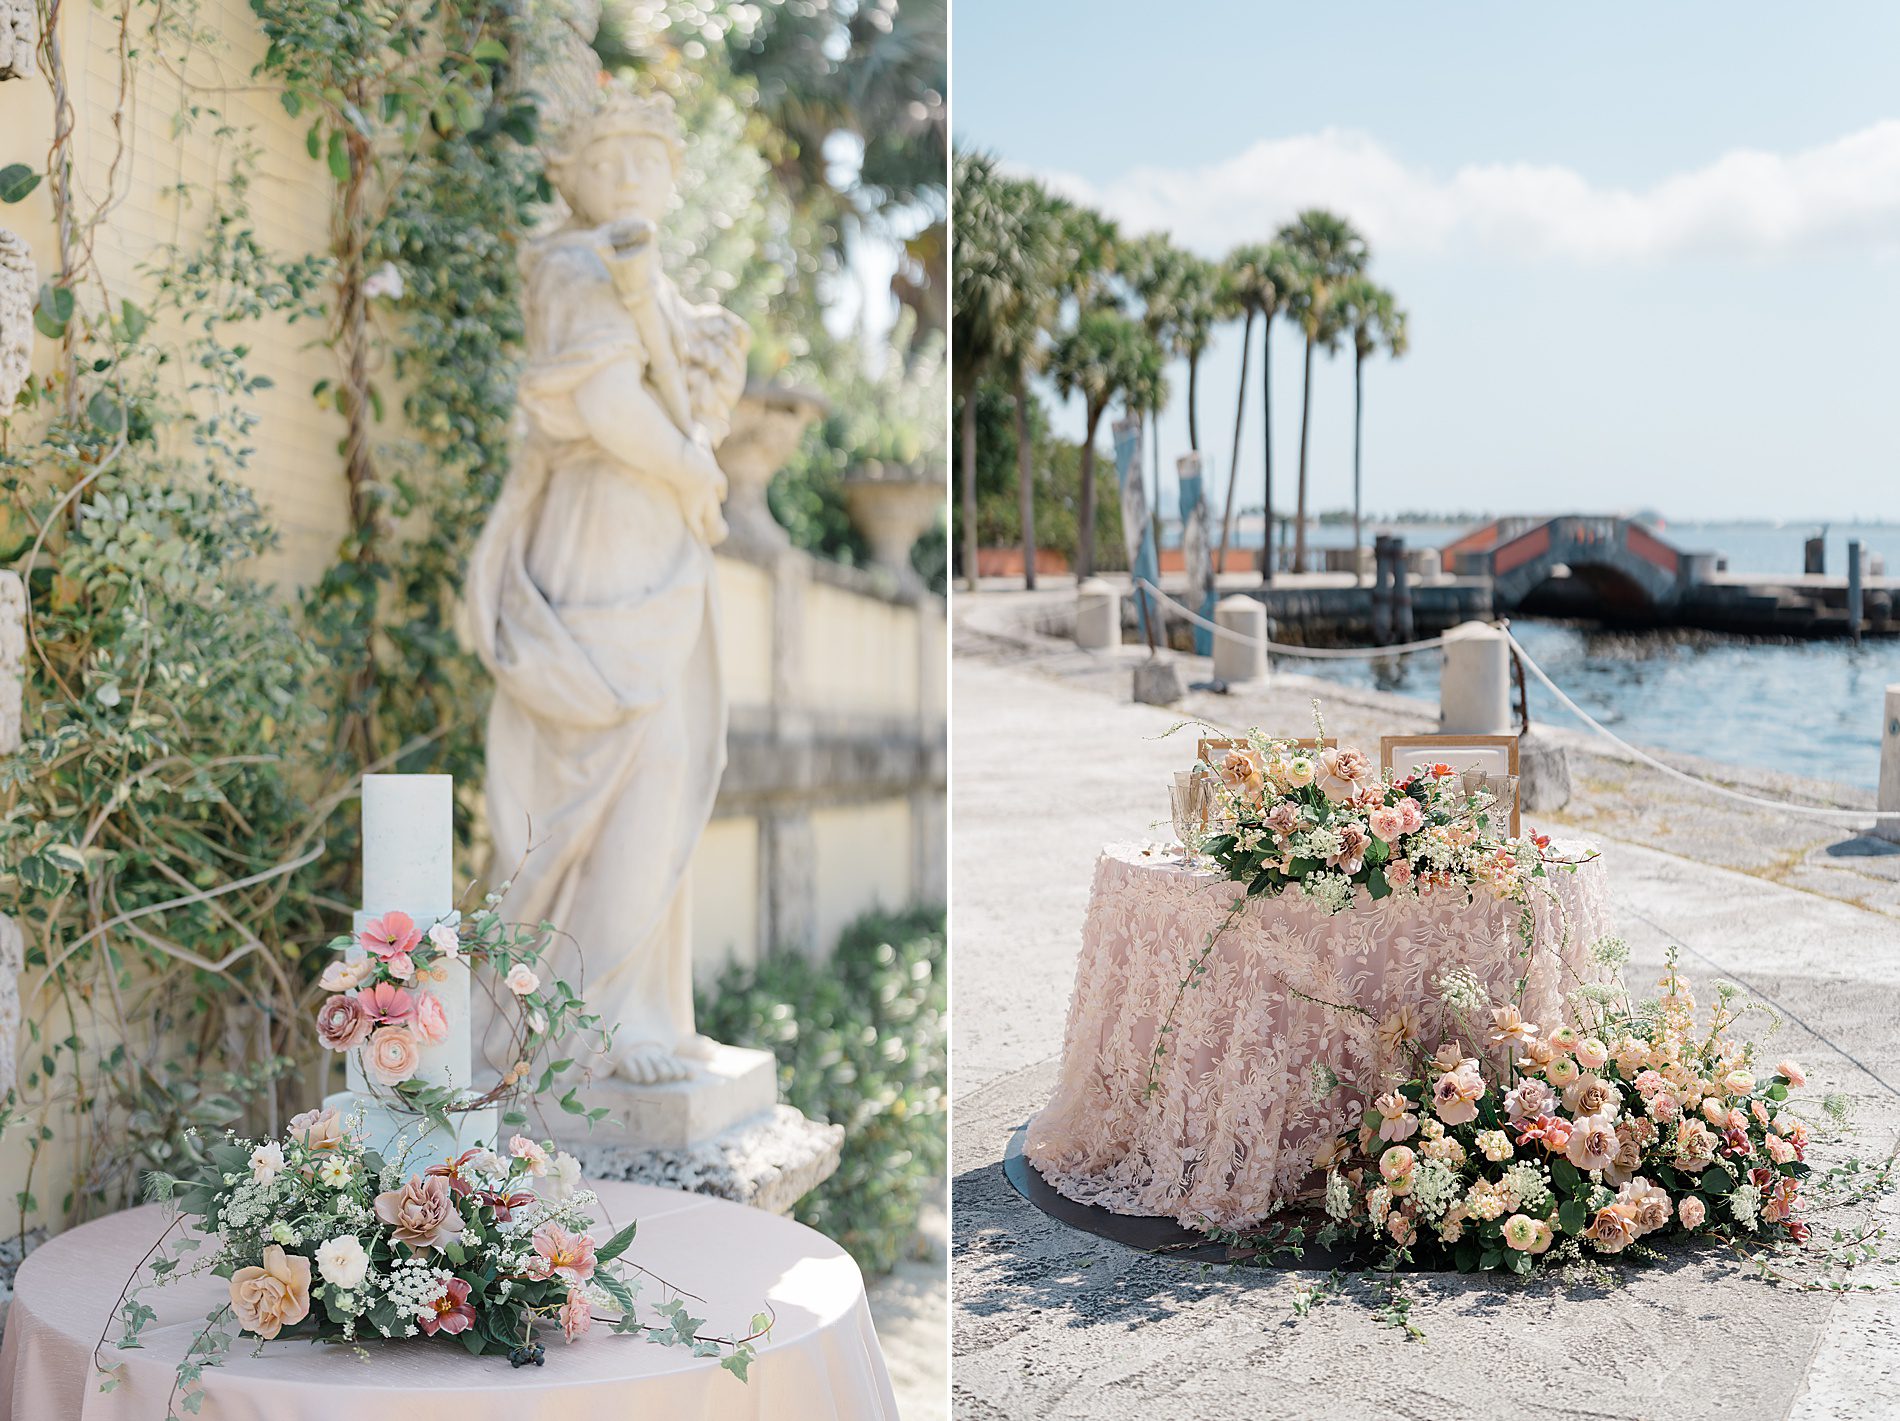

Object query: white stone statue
[466,86,748,1086]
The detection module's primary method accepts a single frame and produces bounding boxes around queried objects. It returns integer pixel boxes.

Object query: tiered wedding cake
[323,773,498,1163]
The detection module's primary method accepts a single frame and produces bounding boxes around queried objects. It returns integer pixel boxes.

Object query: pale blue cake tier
[324,1090,501,1173]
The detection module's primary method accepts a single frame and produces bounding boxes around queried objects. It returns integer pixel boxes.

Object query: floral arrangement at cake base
[107,1110,768,1414]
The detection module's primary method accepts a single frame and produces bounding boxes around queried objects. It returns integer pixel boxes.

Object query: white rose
[552,1151,583,1201]
[316,1235,369,1291]
[506,964,540,996]
[249,1142,286,1185]
[427,923,462,961]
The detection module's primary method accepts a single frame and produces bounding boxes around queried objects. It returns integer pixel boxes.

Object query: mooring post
[1213,595,1268,684]
[1371,535,1394,644]
[1440,621,1513,734]
[1074,578,1120,651]
[1805,534,1826,576]
[1848,540,1864,645]
[1877,686,1900,845]
[1392,536,1415,643]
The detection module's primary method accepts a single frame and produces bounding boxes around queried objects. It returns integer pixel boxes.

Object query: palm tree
[1215,243,1274,574]
[1253,242,1299,583]
[1335,277,1409,582]
[951,152,1062,590]
[1050,309,1162,578]
[1276,210,1368,573]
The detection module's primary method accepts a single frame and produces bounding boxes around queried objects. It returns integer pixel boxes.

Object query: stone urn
[715,381,827,557]
[842,460,946,584]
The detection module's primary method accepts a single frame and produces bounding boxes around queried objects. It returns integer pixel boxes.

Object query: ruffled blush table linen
[1024,840,1615,1232]
[0,1179,896,1421]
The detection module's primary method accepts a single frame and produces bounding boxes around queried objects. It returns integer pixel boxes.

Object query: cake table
[0,1179,896,1420]
[1024,840,1615,1232]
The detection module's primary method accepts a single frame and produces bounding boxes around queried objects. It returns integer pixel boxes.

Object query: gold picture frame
[1379,733,1522,837]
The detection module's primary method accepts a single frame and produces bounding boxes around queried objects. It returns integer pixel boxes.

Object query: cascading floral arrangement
[110,1111,767,1410]
[1195,734,1559,915]
[1293,957,1829,1275]
[313,892,609,1133]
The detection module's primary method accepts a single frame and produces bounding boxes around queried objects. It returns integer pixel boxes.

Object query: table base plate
[1003,1124,1440,1272]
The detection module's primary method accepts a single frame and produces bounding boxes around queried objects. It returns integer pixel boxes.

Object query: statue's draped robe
[466,228,744,1075]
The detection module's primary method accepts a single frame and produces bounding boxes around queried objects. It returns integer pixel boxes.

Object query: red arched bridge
[1444,515,1698,614]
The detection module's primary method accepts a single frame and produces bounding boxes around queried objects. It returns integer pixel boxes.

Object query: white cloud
[1025,120,1900,264]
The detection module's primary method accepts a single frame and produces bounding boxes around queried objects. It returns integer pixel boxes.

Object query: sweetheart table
[0,1179,896,1421]
[1023,840,1614,1232]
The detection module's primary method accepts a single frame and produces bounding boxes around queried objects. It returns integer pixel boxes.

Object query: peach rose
[229,1244,311,1339]
[1584,1204,1638,1254]
[287,1107,347,1153]
[1430,1042,1464,1074]
[1367,805,1407,843]
[1563,1075,1621,1120]
[364,1025,421,1085]
[1431,1069,1485,1126]
[1675,1120,1717,1169]
[1489,1006,1540,1050]
[373,1175,466,1252]
[1565,1113,1620,1172]
[1318,746,1376,801]
[1678,1195,1707,1229]
[315,994,372,1052]
[1776,1059,1807,1088]
[412,990,450,1046]
[1385,858,1414,889]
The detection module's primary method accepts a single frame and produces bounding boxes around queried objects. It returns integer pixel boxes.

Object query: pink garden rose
[1565,1113,1621,1172]
[412,990,450,1046]
[1502,1078,1556,1124]
[359,982,417,1024]
[1367,805,1406,843]
[1678,1195,1707,1229]
[560,1288,593,1342]
[1263,801,1302,839]
[1431,1068,1484,1126]
[528,1222,597,1284]
[359,911,422,961]
[1330,823,1372,875]
[374,1175,465,1252]
[1384,858,1413,889]
[364,1025,422,1085]
[315,994,372,1052]
[418,1277,476,1336]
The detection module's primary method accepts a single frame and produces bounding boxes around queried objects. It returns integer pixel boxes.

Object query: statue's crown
[545,82,683,171]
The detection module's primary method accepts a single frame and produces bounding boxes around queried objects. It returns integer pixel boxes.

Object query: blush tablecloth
[0,1179,896,1421]
[1024,841,1615,1231]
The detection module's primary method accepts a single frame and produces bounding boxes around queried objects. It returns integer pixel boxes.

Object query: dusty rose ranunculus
[374,1175,465,1253]
[287,1107,347,1152]
[1776,1059,1807,1088]
[1565,1113,1620,1172]
[316,994,372,1052]
[229,1244,312,1340]
[364,1025,422,1085]
[1585,1204,1638,1254]
[1678,1196,1707,1229]
[359,982,416,1024]
[560,1288,593,1342]
[412,990,450,1046]
[359,910,422,961]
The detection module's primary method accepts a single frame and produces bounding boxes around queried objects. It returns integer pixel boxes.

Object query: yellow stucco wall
[811,798,914,951]
[690,814,760,978]
[801,580,921,720]
[712,555,774,710]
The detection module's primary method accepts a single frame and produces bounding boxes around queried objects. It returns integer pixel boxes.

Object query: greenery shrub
[696,906,946,1275]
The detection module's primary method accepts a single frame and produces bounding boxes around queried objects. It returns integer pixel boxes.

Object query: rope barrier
[1122,579,1900,825]
[1503,630,1900,823]
[1133,579,1450,659]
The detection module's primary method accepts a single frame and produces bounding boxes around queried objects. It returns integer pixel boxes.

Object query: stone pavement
[950,597,1900,1421]
[868,1185,948,1421]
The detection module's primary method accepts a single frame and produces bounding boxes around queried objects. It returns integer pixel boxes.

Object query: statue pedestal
[550,1045,843,1214]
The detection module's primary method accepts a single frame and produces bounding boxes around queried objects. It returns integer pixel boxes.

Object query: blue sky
[953,2,1900,524]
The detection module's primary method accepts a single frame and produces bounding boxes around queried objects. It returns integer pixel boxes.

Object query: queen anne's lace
[1024,843,1614,1229]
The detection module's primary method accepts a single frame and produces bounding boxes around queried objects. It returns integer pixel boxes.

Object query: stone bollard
[1074,578,1121,651]
[1440,621,1513,734]
[1132,657,1184,706]
[1212,596,1267,684]
[1414,546,1442,581]
[1877,685,1900,845]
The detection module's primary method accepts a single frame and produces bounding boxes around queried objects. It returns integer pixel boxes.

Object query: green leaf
[279,91,301,118]
[43,843,88,875]
[34,282,73,339]
[1700,1165,1736,1196]
[1548,1157,1581,1194]
[593,1219,638,1264]
[472,37,509,62]
[1478,1247,1502,1271]
[1558,1198,1587,1235]
[1365,866,1390,900]
[86,390,124,435]
[326,131,350,183]
[0,164,41,203]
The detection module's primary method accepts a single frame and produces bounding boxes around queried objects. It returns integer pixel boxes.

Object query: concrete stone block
[1132,658,1183,706]
[556,1042,778,1151]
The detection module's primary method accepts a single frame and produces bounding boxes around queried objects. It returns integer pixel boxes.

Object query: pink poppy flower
[359,911,422,961]
[418,1277,476,1335]
[359,982,416,1024]
[528,1223,597,1284]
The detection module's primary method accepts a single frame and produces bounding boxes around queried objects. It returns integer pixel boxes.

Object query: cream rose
[316,1235,368,1291]
[229,1244,311,1339]
[506,963,540,996]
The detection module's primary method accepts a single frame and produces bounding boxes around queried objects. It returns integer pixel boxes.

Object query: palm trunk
[1294,331,1315,575]
[959,389,979,592]
[1215,308,1255,577]
[1149,406,1163,566]
[1077,403,1102,579]
[1352,350,1365,586]
[1014,365,1037,591]
[1260,317,1275,585]
[1186,350,1201,451]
